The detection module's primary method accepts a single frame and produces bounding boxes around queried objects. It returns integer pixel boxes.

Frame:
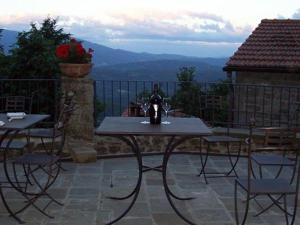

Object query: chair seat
[29,128,62,138]
[14,153,60,165]
[252,153,294,166]
[202,135,241,143]
[0,129,29,137]
[0,140,28,150]
[255,146,295,152]
[237,178,295,194]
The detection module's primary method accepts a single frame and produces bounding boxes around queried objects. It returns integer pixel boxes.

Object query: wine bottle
[149,84,162,124]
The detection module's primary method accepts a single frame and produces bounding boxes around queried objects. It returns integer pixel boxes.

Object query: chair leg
[226,142,241,177]
[286,193,298,225]
[235,181,249,225]
[198,139,209,184]
[283,194,290,225]
[290,155,298,184]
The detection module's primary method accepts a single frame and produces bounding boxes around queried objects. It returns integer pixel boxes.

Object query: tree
[172,67,202,116]
[206,79,230,125]
[0,29,3,53]
[9,17,70,78]
[0,29,11,77]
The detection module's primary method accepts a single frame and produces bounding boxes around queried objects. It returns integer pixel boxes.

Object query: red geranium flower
[55,38,93,64]
[76,43,85,57]
[56,44,70,59]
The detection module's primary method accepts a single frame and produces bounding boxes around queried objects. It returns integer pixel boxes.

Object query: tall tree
[0,29,3,53]
[172,67,202,116]
[0,29,11,77]
[10,17,70,78]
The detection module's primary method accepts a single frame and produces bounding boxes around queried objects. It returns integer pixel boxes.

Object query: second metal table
[96,116,212,225]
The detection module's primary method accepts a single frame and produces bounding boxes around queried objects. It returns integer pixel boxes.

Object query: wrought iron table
[96,116,212,225]
[0,113,49,223]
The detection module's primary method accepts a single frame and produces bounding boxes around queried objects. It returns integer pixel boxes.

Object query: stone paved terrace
[0,154,299,225]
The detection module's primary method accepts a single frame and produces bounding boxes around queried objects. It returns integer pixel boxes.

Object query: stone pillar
[61,76,97,163]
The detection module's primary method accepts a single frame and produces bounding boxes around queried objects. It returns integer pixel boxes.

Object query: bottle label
[153,104,158,119]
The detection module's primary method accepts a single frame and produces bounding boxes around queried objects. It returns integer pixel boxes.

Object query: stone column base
[66,138,97,163]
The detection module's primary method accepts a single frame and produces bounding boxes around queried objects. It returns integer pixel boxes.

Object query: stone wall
[61,76,95,141]
[235,72,300,127]
[94,132,256,156]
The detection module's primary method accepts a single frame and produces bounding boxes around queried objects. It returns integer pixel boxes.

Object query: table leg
[0,129,25,224]
[104,135,143,225]
[162,136,197,225]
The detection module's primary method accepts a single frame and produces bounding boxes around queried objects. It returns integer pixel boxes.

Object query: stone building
[223,19,300,127]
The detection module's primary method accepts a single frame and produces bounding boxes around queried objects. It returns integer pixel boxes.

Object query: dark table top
[95,117,212,136]
[0,114,50,130]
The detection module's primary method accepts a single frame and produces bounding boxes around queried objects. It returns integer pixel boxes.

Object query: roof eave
[223,65,300,73]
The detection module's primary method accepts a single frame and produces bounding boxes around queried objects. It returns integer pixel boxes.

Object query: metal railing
[1,79,299,128]
[0,79,60,122]
[94,80,300,128]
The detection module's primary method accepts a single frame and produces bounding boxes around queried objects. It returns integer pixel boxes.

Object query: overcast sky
[0,0,299,57]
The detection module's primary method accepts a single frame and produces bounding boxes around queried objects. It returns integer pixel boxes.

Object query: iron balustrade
[0,79,60,123]
[94,80,300,128]
[1,79,299,128]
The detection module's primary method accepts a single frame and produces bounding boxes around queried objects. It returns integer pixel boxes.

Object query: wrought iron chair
[198,95,242,184]
[27,92,75,152]
[199,95,224,126]
[0,93,36,151]
[7,99,75,220]
[234,120,300,225]
[251,127,299,183]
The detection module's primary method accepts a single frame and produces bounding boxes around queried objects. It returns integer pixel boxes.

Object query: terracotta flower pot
[59,63,92,78]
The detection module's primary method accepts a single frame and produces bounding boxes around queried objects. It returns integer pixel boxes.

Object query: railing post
[227,71,234,127]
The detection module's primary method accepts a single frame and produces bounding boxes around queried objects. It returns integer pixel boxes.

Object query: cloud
[0,11,252,44]
[292,9,300,19]
[0,11,252,56]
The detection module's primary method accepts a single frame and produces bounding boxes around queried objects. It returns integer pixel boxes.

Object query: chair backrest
[262,127,298,150]
[5,96,27,112]
[200,95,223,110]
[0,92,36,114]
[199,95,225,127]
[246,120,300,194]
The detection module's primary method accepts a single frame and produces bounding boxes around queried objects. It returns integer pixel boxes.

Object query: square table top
[95,117,212,136]
[0,114,50,130]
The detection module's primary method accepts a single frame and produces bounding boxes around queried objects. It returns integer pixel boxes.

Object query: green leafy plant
[2,18,70,121]
[9,17,70,78]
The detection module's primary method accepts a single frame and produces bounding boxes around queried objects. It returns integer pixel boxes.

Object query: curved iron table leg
[106,136,142,201]
[104,135,143,225]
[163,136,195,201]
[162,136,198,225]
[0,129,25,224]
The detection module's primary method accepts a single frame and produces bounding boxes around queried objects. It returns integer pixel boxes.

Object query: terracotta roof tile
[224,19,300,72]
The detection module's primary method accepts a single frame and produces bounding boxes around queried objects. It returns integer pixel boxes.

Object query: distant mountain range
[1,29,228,81]
[91,59,227,81]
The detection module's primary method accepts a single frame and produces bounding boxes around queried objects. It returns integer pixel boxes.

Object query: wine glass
[139,97,150,124]
[162,97,171,124]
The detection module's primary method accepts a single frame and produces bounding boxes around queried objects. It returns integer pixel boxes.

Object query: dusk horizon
[1,0,300,57]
